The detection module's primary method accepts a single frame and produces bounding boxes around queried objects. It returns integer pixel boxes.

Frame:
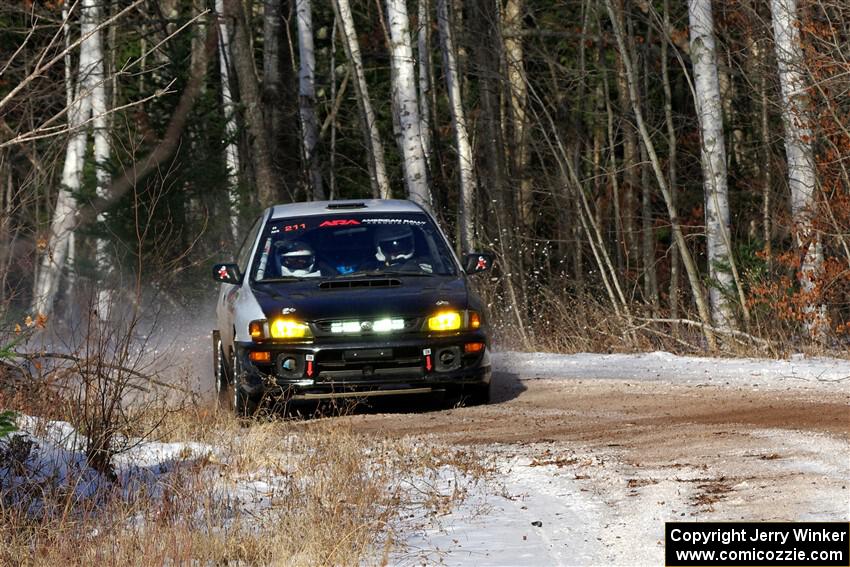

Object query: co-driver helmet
[374,225,415,264]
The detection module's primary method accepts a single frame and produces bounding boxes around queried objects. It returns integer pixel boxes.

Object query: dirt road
[182,332,849,563]
[337,369,850,564]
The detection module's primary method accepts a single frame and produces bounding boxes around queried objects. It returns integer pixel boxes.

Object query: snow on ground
[399,433,850,566]
[396,352,850,566]
[1,415,216,505]
[1,351,848,564]
[399,446,610,566]
[492,351,850,391]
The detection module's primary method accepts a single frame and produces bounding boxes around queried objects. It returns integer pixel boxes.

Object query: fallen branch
[635,318,771,348]
[11,351,192,395]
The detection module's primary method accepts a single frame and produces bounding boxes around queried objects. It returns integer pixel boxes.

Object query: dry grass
[0,314,492,566]
[0,395,492,566]
[486,289,850,359]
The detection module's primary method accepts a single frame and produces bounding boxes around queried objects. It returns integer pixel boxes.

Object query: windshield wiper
[380,270,436,277]
[333,270,385,279]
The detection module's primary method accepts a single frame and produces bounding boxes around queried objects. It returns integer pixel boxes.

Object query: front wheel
[231,352,259,418]
[464,383,491,406]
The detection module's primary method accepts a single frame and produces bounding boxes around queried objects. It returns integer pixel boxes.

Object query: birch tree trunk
[386,0,432,208]
[688,0,734,329]
[224,0,280,207]
[503,0,532,228]
[417,0,433,172]
[329,17,338,199]
[90,0,112,318]
[437,0,474,250]
[332,0,391,199]
[34,0,98,316]
[605,0,716,349]
[296,0,325,200]
[216,0,241,242]
[770,0,824,336]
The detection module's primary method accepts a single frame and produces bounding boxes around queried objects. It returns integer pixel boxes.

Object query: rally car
[212,199,493,416]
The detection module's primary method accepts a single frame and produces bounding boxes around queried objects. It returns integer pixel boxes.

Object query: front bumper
[234,332,490,400]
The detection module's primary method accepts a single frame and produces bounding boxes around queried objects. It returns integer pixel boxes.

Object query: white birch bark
[296,0,324,200]
[216,0,240,242]
[417,0,433,171]
[437,0,474,250]
[90,0,112,318]
[605,0,716,349]
[386,0,432,208]
[34,0,98,316]
[770,0,824,334]
[62,2,74,109]
[332,0,391,199]
[688,0,734,329]
[503,0,531,227]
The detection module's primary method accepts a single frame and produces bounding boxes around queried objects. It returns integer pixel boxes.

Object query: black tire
[465,383,491,406]
[213,333,230,410]
[233,385,259,418]
[231,352,259,418]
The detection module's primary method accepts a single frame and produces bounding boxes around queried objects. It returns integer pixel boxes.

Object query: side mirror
[463,253,494,274]
[213,263,242,284]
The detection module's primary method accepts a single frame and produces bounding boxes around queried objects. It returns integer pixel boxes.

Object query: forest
[2,0,850,354]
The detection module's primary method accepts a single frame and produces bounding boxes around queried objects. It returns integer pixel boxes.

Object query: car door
[217,215,263,349]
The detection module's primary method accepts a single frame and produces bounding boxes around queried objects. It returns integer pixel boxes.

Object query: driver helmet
[278,241,319,277]
[375,225,415,264]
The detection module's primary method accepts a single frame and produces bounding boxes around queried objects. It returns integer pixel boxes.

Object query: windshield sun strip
[249,212,458,282]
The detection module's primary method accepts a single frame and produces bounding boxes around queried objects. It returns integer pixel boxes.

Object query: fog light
[428,311,462,331]
[282,357,297,371]
[249,351,271,363]
[270,319,309,338]
[464,342,485,354]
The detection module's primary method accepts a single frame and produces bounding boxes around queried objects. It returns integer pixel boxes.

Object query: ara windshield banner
[665,522,850,566]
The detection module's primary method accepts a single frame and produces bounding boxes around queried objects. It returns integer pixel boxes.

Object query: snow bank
[0,415,215,510]
[492,351,850,390]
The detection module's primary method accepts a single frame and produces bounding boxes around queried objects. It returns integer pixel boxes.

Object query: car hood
[250,276,469,321]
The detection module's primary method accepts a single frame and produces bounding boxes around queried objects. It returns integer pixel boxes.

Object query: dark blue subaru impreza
[212,199,493,416]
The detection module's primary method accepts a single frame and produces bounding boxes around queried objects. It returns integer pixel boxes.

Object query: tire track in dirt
[337,374,849,564]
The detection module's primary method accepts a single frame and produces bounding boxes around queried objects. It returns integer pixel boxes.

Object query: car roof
[269,199,425,220]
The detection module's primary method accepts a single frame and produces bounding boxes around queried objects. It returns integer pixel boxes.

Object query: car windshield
[251,212,458,281]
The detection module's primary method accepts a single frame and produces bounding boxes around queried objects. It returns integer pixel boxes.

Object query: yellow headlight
[428,311,462,331]
[269,319,309,338]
